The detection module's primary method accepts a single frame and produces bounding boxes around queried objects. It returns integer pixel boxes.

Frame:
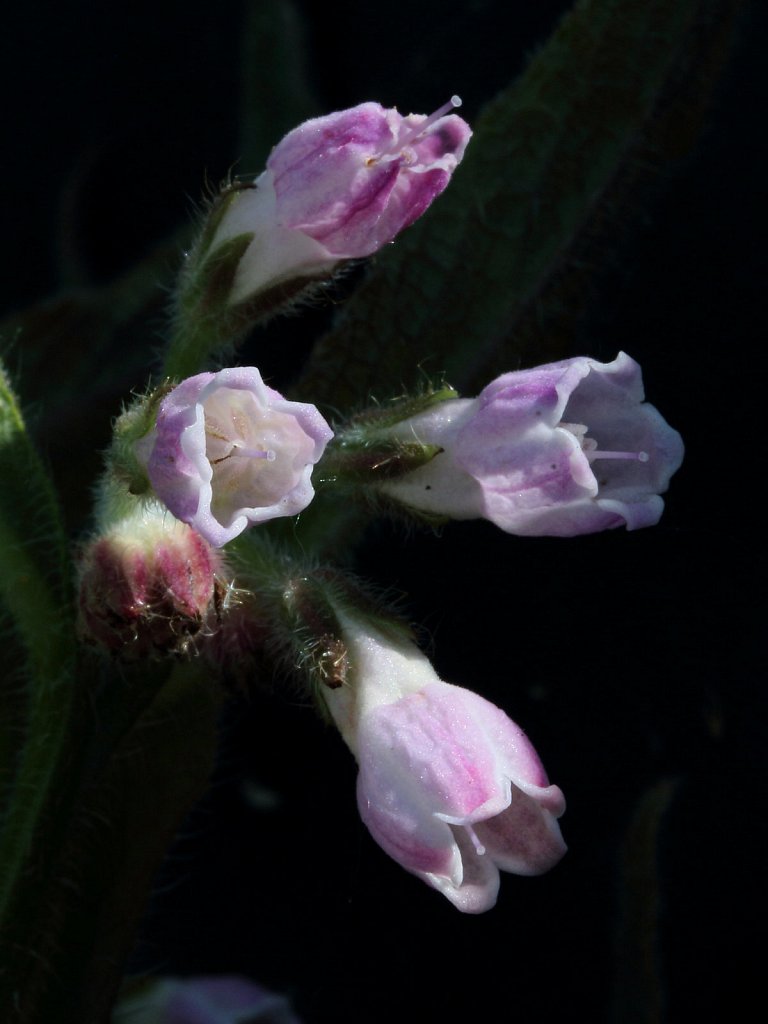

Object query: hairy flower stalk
[136,367,333,547]
[376,353,684,535]
[275,573,566,913]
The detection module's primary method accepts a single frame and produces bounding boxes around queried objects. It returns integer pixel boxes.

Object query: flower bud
[77,508,223,658]
[205,97,472,307]
[137,367,333,548]
[378,352,684,535]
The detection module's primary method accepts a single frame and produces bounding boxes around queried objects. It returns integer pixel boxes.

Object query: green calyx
[345,385,459,431]
[163,233,256,380]
[106,384,173,502]
[318,385,458,487]
[318,437,443,486]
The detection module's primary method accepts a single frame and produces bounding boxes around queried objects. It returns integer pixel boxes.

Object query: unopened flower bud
[137,367,333,548]
[77,508,223,658]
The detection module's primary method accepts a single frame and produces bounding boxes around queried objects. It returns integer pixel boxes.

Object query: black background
[2,2,765,1021]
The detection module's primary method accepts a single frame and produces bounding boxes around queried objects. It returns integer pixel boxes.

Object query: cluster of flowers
[80,98,683,914]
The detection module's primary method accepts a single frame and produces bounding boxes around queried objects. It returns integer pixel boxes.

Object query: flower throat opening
[370,96,463,167]
[561,422,649,464]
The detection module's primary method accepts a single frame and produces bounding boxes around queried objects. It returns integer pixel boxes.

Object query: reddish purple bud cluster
[77,514,222,657]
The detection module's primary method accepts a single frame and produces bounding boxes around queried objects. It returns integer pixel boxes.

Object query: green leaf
[0,365,79,982]
[163,232,256,379]
[238,0,318,170]
[0,365,72,661]
[0,661,221,1023]
[296,0,743,410]
[0,362,76,797]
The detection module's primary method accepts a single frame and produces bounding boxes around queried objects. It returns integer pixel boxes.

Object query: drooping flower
[139,367,333,547]
[208,97,472,305]
[322,613,566,913]
[77,505,223,658]
[112,974,302,1024]
[380,352,684,536]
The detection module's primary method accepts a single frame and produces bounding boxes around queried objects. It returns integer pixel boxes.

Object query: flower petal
[424,824,501,914]
[475,786,567,876]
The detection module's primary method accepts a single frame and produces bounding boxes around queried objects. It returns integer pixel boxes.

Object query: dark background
[2,1,765,1021]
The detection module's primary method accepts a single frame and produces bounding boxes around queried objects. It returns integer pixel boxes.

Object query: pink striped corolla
[140,367,333,548]
[209,98,472,304]
[381,352,684,536]
[324,615,566,913]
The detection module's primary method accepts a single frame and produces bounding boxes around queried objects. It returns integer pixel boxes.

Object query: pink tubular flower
[381,352,684,536]
[140,367,333,547]
[324,615,566,913]
[209,98,472,304]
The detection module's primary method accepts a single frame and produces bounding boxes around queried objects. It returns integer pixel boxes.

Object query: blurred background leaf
[296,0,745,409]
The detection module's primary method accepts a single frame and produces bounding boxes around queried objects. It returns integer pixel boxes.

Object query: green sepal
[225,537,413,714]
[344,384,459,432]
[318,438,443,487]
[164,228,336,379]
[281,573,350,700]
[278,567,414,718]
[195,181,257,259]
[106,381,175,502]
[163,232,255,379]
[222,535,349,711]
[184,232,255,318]
[315,385,456,486]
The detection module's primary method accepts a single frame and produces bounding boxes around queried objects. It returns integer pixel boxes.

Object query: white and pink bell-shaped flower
[380,352,684,536]
[209,98,472,304]
[138,367,333,547]
[323,613,566,913]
